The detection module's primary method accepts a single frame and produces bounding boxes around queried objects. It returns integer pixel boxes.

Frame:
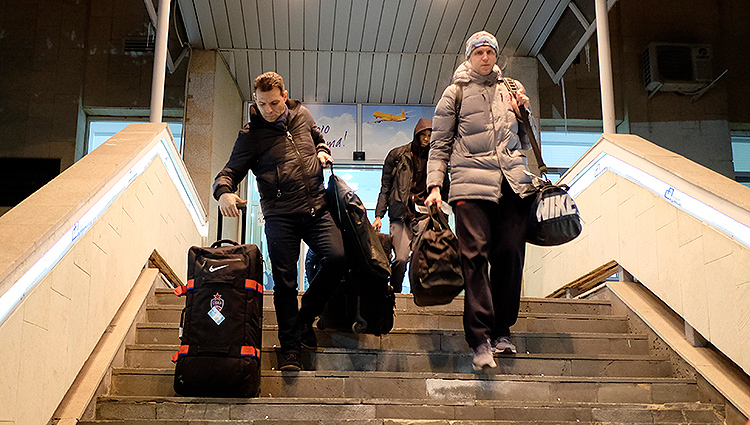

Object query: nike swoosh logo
[208,264,229,272]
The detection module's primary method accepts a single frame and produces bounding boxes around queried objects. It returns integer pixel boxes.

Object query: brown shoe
[279,351,301,371]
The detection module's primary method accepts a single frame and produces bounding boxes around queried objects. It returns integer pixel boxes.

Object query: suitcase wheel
[352,319,367,334]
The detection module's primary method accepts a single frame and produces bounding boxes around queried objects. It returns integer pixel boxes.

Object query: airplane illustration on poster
[373,108,409,123]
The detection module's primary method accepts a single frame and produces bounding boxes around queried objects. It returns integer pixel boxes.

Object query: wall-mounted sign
[361,105,435,162]
[305,104,357,162]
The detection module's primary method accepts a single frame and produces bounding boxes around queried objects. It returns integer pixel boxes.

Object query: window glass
[731,132,750,188]
[245,165,389,292]
[538,130,601,182]
[87,120,183,154]
[539,131,601,169]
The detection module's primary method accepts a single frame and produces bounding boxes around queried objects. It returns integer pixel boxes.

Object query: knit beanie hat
[465,31,499,58]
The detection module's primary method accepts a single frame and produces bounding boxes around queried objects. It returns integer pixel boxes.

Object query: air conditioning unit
[642,42,713,93]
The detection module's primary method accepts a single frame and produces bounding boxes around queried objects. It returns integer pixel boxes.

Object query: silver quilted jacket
[426,61,538,202]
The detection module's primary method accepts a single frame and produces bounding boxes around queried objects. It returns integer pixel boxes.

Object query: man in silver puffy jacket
[425,31,539,371]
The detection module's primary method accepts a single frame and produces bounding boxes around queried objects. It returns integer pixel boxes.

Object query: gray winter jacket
[426,62,538,203]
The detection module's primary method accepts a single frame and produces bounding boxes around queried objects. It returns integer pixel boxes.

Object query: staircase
[79,288,726,424]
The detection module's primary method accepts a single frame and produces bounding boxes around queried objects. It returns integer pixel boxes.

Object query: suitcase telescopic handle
[217,205,247,244]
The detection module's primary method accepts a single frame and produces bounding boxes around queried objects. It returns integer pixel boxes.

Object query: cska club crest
[211,293,224,311]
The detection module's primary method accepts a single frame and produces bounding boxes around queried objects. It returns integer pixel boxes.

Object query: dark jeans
[453,181,532,350]
[264,210,346,353]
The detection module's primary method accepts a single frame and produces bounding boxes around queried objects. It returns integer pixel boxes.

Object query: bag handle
[216,205,247,244]
[502,78,547,176]
[428,204,450,231]
[211,239,240,248]
[326,162,345,224]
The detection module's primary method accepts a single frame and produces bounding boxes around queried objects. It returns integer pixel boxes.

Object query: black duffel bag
[501,77,582,247]
[409,205,464,306]
[526,181,582,246]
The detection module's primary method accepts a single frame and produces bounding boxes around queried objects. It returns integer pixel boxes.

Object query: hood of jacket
[411,117,432,157]
[452,61,503,86]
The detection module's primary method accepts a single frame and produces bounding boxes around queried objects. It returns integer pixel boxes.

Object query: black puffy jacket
[213,99,330,217]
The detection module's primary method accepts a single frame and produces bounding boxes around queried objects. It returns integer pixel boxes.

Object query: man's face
[419,129,432,147]
[469,46,497,76]
[254,88,288,122]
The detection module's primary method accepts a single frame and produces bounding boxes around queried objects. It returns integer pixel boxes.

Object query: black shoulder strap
[453,83,464,138]
[502,77,547,175]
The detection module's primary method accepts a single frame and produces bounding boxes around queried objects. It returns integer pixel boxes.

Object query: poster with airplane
[305,104,357,162]
[362,105,436,162]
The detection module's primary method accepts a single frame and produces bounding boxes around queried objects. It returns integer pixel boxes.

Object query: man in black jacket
[214,72,345,372]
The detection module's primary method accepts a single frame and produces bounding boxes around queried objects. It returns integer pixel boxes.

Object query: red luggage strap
[173,279,194,296]
[245,279,263,293]
[172,345,259,361]
[171,345,190,362]
[177,279,258,295]
[241,346,260,358]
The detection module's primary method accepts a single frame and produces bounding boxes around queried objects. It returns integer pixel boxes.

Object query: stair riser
[155,293,613,316]
[110,373,700,404]
[91,401,723,423]
[260,330,649,355]
[124,348,671,377]
[136,327,648,356]
[146,309,629,334]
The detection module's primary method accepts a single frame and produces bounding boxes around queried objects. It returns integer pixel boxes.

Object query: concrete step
[81,421,723,425]
[145,305,630,334]
[136,323,649,355]
[86,397,724,423]
[124,344,671,377]
[109,369,702,404]
[153,289,613,316]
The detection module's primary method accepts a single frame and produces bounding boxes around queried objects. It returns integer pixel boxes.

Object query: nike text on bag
[499,77,582,246]
[409,206,464,306]
[526,182,582,246]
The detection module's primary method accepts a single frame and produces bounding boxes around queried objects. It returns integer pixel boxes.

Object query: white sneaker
[472,340,497,371]
[492,336,517,354]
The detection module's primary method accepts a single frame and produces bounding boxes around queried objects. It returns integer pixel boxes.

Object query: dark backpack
[325,168,391,279]
[409,206,464,306]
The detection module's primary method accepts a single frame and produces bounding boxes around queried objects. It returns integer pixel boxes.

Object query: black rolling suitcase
[316,268,395,335]
[172,206,263,397]
[317,168,395,335]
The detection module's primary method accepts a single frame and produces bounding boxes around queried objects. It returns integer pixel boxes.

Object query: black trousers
[453,181,532,350]
[264,210,346,353]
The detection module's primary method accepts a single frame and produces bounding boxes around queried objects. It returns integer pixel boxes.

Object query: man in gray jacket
[425,31,539,371]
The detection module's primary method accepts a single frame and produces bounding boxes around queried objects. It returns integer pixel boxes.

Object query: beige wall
[182,50,245,242]
[524,134,750,376]
[0,124,204,424]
